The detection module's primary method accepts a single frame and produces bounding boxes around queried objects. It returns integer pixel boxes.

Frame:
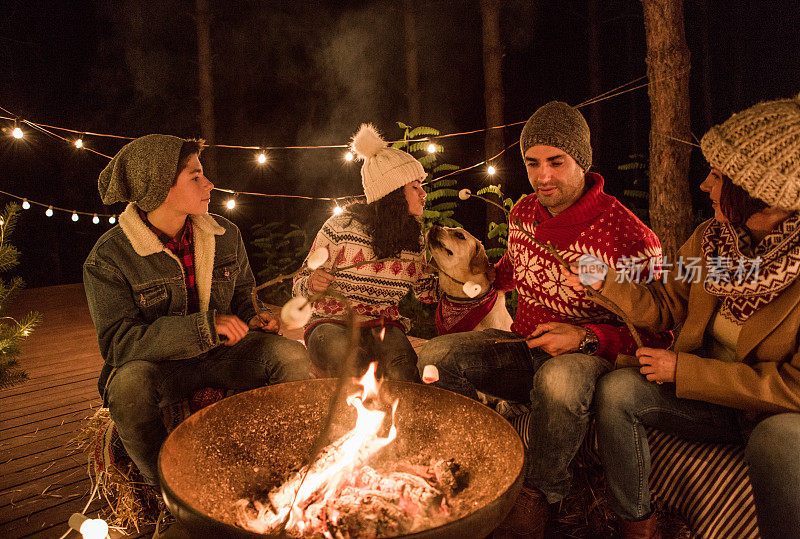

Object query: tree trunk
[641,0,693,260]
[587,0,602,146]
[403,0,422,127]
[195,0,216,175]
[480,0,505,238]
[698,0,713,130]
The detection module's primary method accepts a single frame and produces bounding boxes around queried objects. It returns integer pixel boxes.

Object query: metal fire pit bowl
[158,378,524,538]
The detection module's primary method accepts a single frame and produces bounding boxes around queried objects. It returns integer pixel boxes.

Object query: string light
[333,205,343,216]
[12,125,23,139]
[92,214,99,224]
[226,198,236,210]
[71,211,79,222]
[344,151,354,162]
[256,151,267,165]
[487,165,497,176]
[21,198,30,210]
[74,137,84,149]
[0,217,4,226]
[45,206,53,217]
[427,143,437,154]
[109,215,116,224]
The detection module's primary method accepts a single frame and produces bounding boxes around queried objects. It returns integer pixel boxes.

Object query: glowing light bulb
[72,212,79,222]
[487,165,497,176]
[45,206,54,217]
[256,152,267,164]
[109,215,116,224]
[79,518,109,539]
[0,218,4,226]
[21,199,30,210]
[92,214,100,224]
[427,143,437,154]
[12,127,23,139]
[74,138,84,149]
[344,151,354,162]
[226,198,236,210]
[333,205,343,216]
[22,329,30,336]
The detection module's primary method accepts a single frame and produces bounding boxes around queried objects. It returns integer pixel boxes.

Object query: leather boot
[620,513,662,539]
[492,485,548,538]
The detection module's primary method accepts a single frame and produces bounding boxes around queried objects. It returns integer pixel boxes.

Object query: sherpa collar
[118,203,225,311]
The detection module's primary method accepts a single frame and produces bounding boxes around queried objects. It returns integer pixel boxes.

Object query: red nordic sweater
[494,173,672,361]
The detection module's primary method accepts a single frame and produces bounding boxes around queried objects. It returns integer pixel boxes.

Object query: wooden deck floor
[0,283,139,539]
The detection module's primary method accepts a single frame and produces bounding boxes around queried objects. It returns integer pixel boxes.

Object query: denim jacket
[83,203,259,397]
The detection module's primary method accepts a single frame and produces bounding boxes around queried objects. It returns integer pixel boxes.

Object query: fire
[235,363,463,537]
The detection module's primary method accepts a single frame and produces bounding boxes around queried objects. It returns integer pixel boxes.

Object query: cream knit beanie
[701,93,800,210]
[351,124,426,203]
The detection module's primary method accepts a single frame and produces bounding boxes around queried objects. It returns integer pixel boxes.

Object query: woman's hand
[561,265,605,293]
[215,314,249,346]
[309,269,334,293]
[249,311,280,333]
[636,347,677,384]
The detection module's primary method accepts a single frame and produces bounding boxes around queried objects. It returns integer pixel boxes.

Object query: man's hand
[560,266,604,293]
[636,347,677,384]
[526,322,586,356]
[309,268,334,293]
[249,311,280,333]
[214,314,249,346]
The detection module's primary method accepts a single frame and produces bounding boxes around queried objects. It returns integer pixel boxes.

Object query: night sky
[2,0,799,287]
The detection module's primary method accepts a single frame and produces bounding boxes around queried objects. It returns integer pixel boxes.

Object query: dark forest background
[2,0,799,287]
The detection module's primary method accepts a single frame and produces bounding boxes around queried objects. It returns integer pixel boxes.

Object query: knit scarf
[435,288,498,335]
[702,213,800,323]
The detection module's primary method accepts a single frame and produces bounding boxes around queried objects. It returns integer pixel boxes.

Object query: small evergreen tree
[249,222,307,305]
[0,203,39,389]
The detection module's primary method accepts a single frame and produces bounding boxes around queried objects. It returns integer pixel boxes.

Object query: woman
[564,95,800,538]
[292,124,437,382]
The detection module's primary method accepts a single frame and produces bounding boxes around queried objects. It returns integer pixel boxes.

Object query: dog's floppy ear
[469,242,490,276]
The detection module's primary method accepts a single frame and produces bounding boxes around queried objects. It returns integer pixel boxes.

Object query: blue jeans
[595,368,800,537]
[106,332,311,485]
[306,323,421,382]
[417,329,611,502]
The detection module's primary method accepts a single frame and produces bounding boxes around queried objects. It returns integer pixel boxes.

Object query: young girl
[293,124,438,381]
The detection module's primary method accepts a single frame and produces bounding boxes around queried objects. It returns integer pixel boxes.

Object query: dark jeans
[306,323,421,383]
[105,331,311,485]
[417,329,611,502]
[594,367,800,538]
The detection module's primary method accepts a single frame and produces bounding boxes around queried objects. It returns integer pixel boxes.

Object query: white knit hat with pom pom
[351,124,426,203]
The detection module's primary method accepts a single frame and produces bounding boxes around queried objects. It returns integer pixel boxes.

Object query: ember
[234,364,467,537]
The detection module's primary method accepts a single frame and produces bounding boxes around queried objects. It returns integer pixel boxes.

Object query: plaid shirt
[138,208,200,313]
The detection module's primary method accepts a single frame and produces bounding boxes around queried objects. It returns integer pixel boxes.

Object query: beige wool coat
[602,219,800,415]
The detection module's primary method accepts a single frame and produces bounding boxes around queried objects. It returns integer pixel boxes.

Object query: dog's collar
[443,287,493,304]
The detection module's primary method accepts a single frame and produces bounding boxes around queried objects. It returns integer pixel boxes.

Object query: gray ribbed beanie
[701,93,800,210]
[519,101,592,171]
[98,134,186,212]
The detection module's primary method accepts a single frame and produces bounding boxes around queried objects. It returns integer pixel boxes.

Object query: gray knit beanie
[98,134,186,212]
[519,101,592,171]
[701,93,800,210]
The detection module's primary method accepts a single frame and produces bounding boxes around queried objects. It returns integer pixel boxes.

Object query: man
[83,134,312,486]
[417,102,670,537]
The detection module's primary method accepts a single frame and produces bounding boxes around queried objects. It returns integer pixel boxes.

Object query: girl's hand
[636,347,677,384]
[561,265,605,292]
[249,311,280,333]
[309,269,334,293]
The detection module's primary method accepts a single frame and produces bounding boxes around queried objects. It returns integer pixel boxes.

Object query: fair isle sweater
[293,212,438,336]
[495,172,673,361]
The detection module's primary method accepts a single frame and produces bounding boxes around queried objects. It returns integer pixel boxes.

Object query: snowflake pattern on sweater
[494,172,671,360]
[293,213,438,334]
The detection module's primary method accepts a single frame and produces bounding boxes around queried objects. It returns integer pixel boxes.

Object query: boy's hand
[249,311,280,333]
[215,314,249,345]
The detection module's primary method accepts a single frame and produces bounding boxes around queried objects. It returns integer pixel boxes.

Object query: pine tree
[0,202,39,389]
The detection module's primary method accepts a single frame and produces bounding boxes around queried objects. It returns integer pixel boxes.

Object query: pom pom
[281,297,312,329]
[351,124,387,161]
[462,281,482,298]
[458,188,472,200]
[307,247,329,270]
[422,365,439,384]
